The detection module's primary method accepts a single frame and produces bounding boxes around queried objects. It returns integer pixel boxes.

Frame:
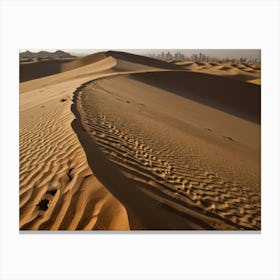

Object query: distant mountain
[20,50,75,59]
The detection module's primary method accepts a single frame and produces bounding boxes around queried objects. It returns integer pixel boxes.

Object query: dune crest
[20,78,130,230]
[20,50,261,230]
[73,73,260,230]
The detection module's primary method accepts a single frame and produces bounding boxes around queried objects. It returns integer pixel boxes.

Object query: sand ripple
[20,84,129,230]
[76,75,261,230]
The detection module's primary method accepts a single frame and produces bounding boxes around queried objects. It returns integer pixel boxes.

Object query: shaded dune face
[20,90,129,231]
[106,51,182,71]
[20,59,76,82]
[61,52,109,72]
[131,71,260,123]
[20,51,182,83]
[62,51,183,73]
[73,71,261,230]
[20,50,261,231]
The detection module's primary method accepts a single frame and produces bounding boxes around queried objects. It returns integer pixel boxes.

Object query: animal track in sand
[205,127,235,142]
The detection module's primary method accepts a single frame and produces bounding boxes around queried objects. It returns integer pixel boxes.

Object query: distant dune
[20,50,77,82]
[20,50,181,83]
[62,50,182,72]
[61,52,109,72]
[174,60,261,85]
[20,50,261,230]
[20,58,76,82]
[20,50,74,59]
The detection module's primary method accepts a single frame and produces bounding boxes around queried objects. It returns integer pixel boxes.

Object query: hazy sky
[20,49,260,60]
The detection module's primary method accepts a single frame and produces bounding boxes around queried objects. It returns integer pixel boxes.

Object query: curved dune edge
[20,51,261,231]
[131,70,261,123]
[20,78,132,230]
[20,81,130,230]
[71,80,232,230]
[19,51,182,231]
[20,58,76,82]
[72,71,260,230]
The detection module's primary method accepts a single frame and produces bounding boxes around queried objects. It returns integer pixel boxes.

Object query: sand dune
[175,61,261,85]
[20,51,178,230]
[62,50,182,72]
[132,71,261,123]
[73,73,260,230]
[20,58,76,82]
[20,50,261,230]
[20,51,179,93]
[20,77,129,230]
[61,52,109,72]
[20,56,117,93]
[107,51,182,71]
[248,78,261,84]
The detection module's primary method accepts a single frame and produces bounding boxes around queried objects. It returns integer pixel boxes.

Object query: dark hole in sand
[37,199,49,211]
[67,168,73,181]
[60,98,67,102]
[47,189,57,196]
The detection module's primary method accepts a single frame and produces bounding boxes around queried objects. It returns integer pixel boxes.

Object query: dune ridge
[61,52,108,72]
[72,72,260,230]
[20,50,261,230]
[131,71,261,123]
[72,81,233,230]
[20,51,181,230]
[20,78,129,230]
[20,50,182,84]
[20,58,76,82]
[174,60,261,85]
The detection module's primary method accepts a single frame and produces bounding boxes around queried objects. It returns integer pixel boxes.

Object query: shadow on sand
[131,71,261,124]
[70,78,247,231]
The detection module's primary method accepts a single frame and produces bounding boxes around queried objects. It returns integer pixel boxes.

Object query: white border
[1,1,280,279]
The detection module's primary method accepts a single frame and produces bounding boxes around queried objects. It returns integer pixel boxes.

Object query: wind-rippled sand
[20,51,261,230]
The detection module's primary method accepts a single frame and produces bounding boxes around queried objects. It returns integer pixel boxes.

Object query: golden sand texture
[175,60,261,84]
[20,51,261,230]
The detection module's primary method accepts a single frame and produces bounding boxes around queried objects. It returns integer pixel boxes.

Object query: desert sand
[20,51,261,230]
[174,60,261,85]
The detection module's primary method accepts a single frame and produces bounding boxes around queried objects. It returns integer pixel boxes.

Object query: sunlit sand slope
[20,78,129,230]
[20,51,261,230]
[20,51,181,230]
[74,72,260,230]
